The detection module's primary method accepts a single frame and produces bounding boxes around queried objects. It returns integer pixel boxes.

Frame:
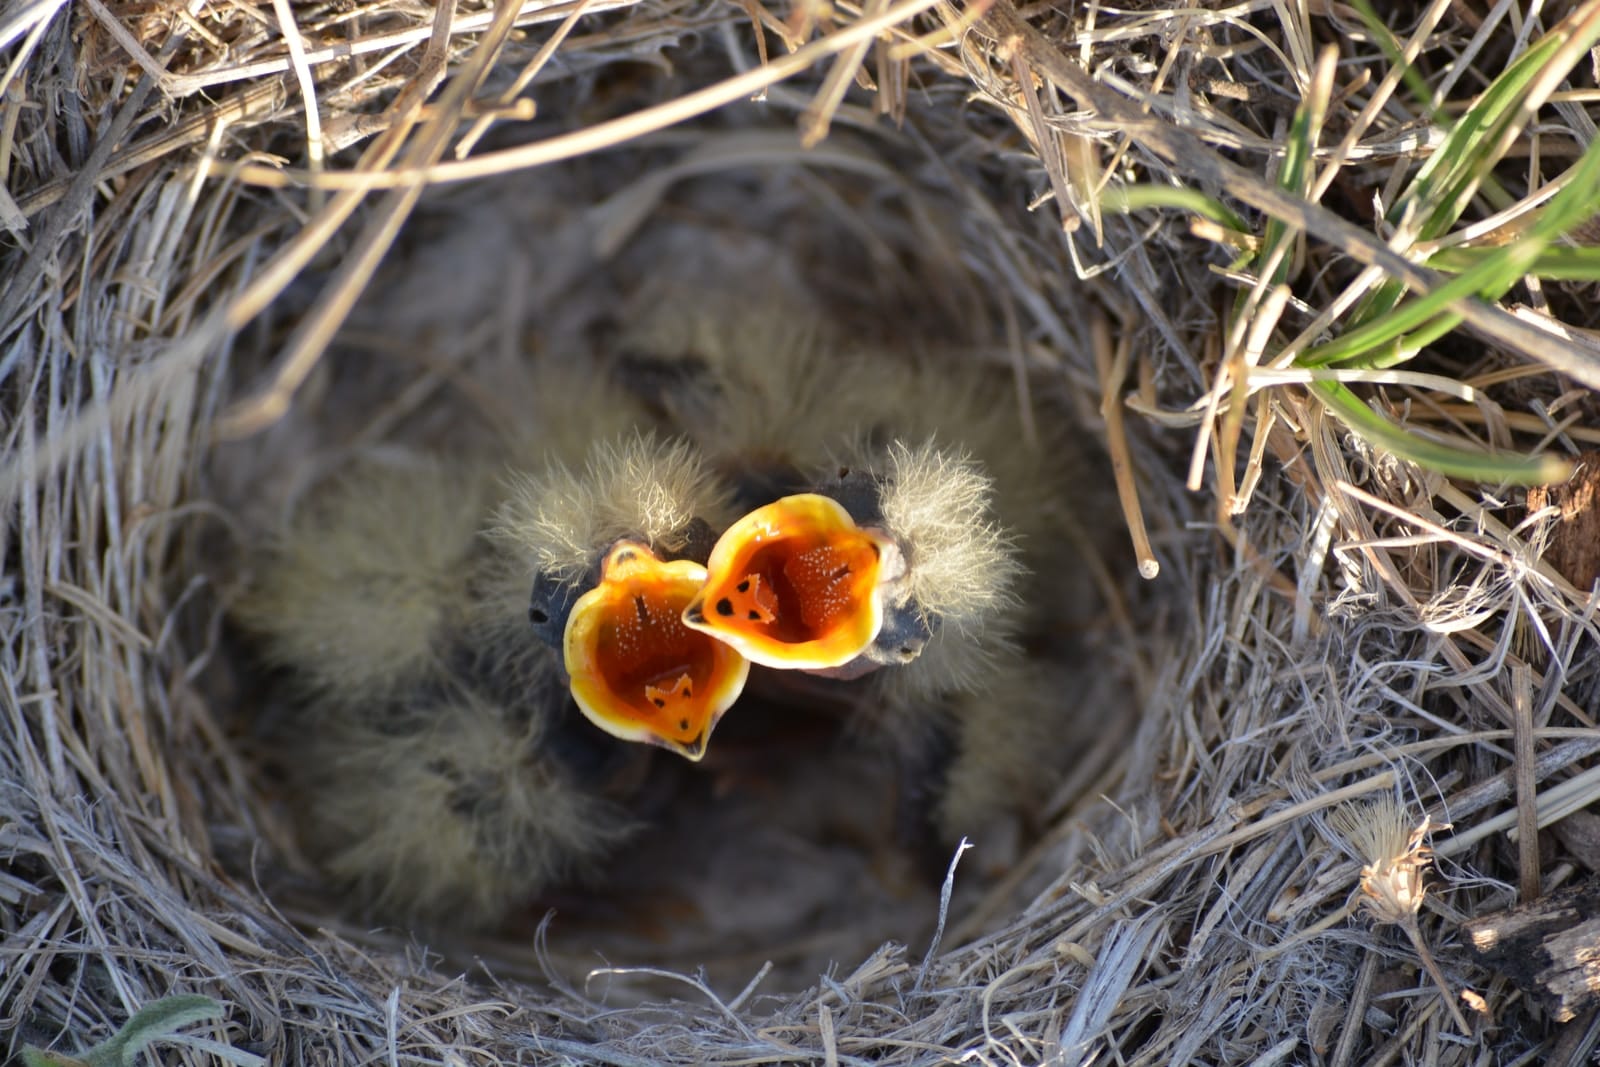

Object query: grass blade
[1311,380,1571,485]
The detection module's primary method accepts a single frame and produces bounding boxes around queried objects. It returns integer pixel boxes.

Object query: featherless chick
[489,432,749,761]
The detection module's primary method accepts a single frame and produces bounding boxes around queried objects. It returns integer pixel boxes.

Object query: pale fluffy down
[297,684,637,925]
[617,305,902,486]
[499,365,651,475]
[934,655,1085,843]
[236,368,650,702]
[234,429,672,926]
[874,440,1021,635]
[492,432,734,586]
[235,459,494,706]
[817,438,1026,703]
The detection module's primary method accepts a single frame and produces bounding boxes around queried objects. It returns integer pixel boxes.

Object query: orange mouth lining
[705,538,879,643]
[564,542,749,759]
[684,494,893,670]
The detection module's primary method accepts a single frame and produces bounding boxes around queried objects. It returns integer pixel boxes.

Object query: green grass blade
[1100,184,1249,234]
[1345,13,1600,331]
[1311,379,1570,484]
[20,996,228,1067]
[1302,136,1600,368]
[1259,103,1315,284]
[1250,62,1323,296]
[1425,244,1600,281]
[1347,0,1435,120]
[1389,29,1574,242]
[86,995,225,1067]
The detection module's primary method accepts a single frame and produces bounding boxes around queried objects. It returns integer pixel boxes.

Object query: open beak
[563,541,750,761]
[681,493,899,671]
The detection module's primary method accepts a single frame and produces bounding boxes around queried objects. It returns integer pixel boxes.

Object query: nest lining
[5,0,1600,1064]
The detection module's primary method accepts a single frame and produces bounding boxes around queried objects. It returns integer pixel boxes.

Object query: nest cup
[216,108,1146,990]
[6,0,1600,1063]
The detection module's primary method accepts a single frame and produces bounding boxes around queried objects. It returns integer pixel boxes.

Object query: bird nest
[5,0,1600,1063]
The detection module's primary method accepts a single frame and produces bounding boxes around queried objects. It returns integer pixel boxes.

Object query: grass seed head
[1329,795,1442,925]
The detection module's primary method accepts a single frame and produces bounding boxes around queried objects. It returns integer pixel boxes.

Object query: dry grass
[5,0,1600,1062]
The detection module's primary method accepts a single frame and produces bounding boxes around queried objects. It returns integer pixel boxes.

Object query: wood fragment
[1462,878,1600,1023]
[1525,452,1600,592]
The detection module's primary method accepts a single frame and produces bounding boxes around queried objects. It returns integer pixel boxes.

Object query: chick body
[235,459,492,707]
[299,677,639,922]
[236,375,736,925]
[491,433,748,758]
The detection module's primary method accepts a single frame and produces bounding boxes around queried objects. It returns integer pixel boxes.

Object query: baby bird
[611,301,1091,849]
[490,433,748,760]
[234,456,493,708]
[683,440,1021,694]
[234,376,741,925]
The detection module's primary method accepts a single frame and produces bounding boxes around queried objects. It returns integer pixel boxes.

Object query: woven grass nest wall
[6,0,1600,1062]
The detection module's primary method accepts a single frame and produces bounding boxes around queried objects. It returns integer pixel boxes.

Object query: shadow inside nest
[203,123,1139,1000]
